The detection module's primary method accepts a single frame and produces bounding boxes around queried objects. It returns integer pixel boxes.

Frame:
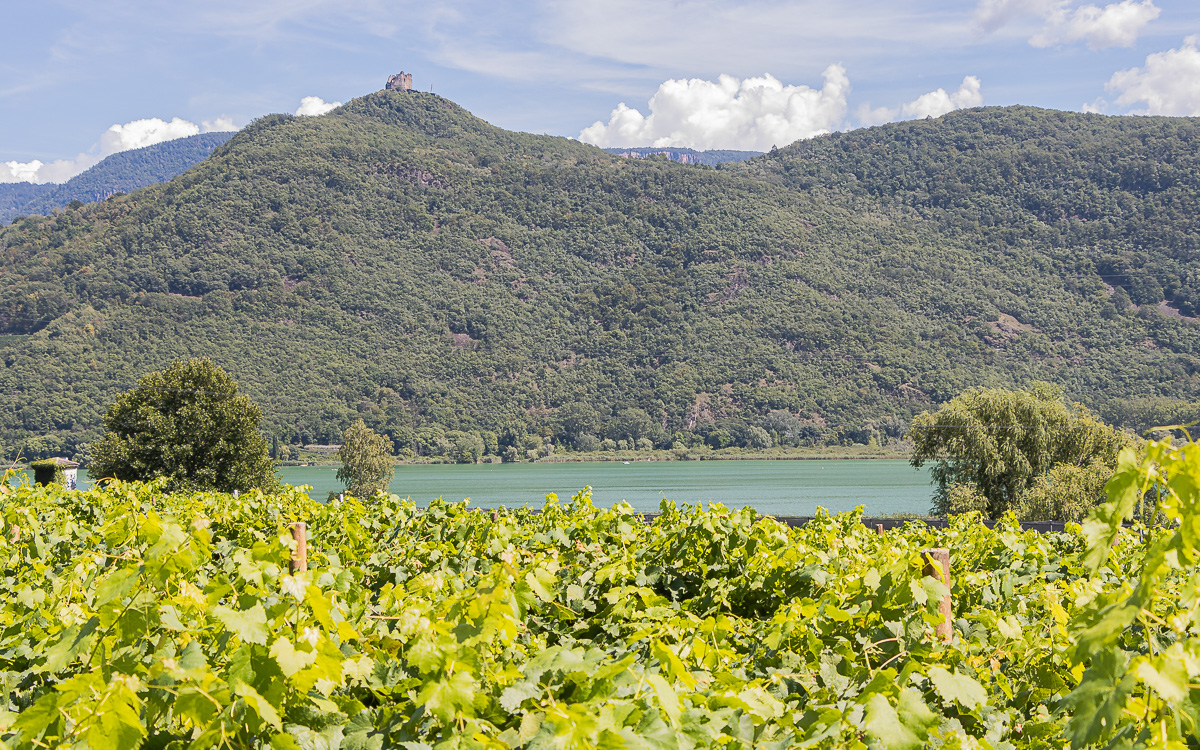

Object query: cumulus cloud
[202,116,237,132]
[1,160,50,183]
[902,76,983,119]
[0,115,236,184]
[295,96,342,116]
[578,67,850,151]
[1104,35,1200,115]
[3,155,104,184]
[99,117,200,155]
[974,0,1158,49]
[857,77,985,126]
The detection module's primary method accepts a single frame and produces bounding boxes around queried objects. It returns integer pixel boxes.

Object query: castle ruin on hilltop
[386,72,414,92]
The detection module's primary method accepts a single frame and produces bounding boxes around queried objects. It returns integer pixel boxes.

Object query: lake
[29,459,934,516]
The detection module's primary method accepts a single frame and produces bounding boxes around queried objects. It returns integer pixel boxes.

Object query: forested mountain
[0,132,234,225]
[1,93,1197,462]
[0,183,54,221]
[603,147,761,165]
[746,107,1200,426]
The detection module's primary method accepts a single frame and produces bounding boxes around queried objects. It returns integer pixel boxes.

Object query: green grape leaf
[499,681,541,713]
[1063,650,1135,748]
[1081,448,1143,572]
[651,641,697,689]
[269,637,317,677]
[213,603,269,645]
[927,666,987,711]
[524,567,557,601]
[11,692,59,743]
[95,566,141,606]
[40,616,99,673]
[415,669,477,724]
[1134,652,1189,703]
[269,733,304,750]
[645,673,681,727]
[87,680,147,750]
[236,682,283,730]
[174,688,220,727]
[864,691,931,750]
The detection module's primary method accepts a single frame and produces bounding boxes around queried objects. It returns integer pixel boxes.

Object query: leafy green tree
[746,425,774,449]
[89,359,277,492]
[336,419,394,498]
[908,382,1130,520]
[446,430,484,464]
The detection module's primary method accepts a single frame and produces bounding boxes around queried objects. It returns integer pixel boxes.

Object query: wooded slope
[2,94,1196,460]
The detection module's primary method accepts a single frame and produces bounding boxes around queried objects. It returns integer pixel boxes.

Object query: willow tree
[908,382,1130,521]
[90,359,277,492]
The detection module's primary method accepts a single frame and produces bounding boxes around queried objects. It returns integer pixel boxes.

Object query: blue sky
[4,0,1200,182]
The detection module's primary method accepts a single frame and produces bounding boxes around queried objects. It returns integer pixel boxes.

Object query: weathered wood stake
[290,522,308,574]
[875,523,885,536]
[922,547,952,640]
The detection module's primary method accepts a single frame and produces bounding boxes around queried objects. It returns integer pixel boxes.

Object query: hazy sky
[5,0,1200,182]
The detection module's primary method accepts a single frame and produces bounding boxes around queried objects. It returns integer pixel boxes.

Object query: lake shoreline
[279,445,909,468]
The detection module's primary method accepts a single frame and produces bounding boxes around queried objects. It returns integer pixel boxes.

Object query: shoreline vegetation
[274,443,910,467]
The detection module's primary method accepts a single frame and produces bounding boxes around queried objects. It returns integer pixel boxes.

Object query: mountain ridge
[0,131,235,225]
[2,92,1197,462]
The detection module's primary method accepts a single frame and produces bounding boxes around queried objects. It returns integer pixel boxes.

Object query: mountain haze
[2,92,1197,461]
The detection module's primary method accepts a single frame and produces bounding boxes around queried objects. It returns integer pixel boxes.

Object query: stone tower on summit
[386,72,413,91]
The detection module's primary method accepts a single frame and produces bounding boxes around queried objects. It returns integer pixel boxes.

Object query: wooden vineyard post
[922,548,953,640]
[290,522,308,574]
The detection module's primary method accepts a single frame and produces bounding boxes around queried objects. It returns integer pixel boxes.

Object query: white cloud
[1031,0,1159,49]
[2,160,48,183]
[578,67,850,151]
[1,154,100,184]
[0,115,229,184]
[1105,35,1200,115]
[202,116,237,132]
[902,76,984,118]
[99,117,200,154]
[295,96,341,116]
[858,77,984,126]
[973,0,1158,49]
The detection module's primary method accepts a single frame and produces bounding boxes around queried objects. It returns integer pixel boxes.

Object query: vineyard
[1,438,1198,749]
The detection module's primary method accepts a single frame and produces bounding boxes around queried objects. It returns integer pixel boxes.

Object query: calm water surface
[25,459,933,516]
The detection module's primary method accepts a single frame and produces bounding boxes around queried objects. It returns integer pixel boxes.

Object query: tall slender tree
[335,419,394,499]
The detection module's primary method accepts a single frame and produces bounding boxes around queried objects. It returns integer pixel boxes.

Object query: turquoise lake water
[24,460,934,516]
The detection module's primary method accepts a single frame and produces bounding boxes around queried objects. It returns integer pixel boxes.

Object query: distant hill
[1,94,1197,463]
[0,132,235,224]
[0,183,54,220]
[604,146,761,165]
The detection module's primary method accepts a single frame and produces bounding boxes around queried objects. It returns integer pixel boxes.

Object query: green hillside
[0,132,235,225]
[748,106,1200,424]
[2,93,1197,462]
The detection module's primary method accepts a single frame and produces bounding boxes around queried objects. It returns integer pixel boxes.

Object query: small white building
[30,457,79,490]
